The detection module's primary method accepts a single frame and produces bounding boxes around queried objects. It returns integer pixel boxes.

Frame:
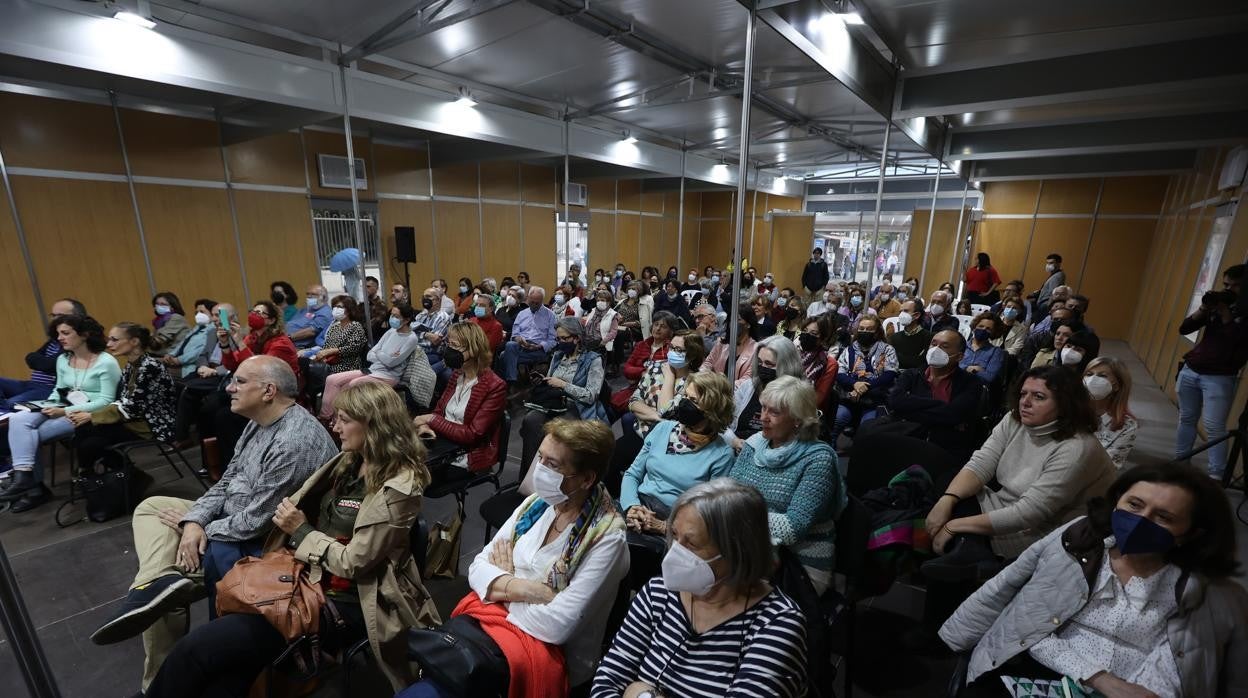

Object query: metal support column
[216,109,251,307]
[427,140,439,278]
[1075,179,1106,294]
[477,162,486,277]
[338,62,374,343]
[563,117,571,282]
[917,166,942,298]
[726,6,757,384]
[676,147,686,272]
[0,138,45,325]
[865,120,892,291]
[110,90,157,295]
[947,180,970,294]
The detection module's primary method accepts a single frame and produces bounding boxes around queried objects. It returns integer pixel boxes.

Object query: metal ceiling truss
[339,0,452,65]
[343,0,520,64]
[967,151,1197,182]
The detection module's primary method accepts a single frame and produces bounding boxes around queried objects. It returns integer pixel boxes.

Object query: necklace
[70,353,96,390]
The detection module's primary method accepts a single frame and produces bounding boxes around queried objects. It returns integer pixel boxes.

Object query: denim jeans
[499,341,549,382]
[833,404,877,440]
[1175,364,1236,476]
[0,377,51,411]
[5,410,75,481]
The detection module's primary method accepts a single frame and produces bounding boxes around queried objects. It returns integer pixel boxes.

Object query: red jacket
[622,338,670,382]
[469,315,505,354]
[430,369,507,472]
[221,333,300,377]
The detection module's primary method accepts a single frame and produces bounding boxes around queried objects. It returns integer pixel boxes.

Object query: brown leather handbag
[215,548,325,643]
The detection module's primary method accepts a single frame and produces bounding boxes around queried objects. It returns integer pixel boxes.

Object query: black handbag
[406,615,509,698]
[56,466,152,526]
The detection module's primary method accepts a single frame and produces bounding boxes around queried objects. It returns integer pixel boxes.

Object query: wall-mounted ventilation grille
[561,182,587,206]
[317,154,368,190]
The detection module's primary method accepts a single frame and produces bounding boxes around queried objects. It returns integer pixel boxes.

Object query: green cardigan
[51,352,122,414]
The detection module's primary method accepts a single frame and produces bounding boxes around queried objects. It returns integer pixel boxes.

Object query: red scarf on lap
[451,592,568,698]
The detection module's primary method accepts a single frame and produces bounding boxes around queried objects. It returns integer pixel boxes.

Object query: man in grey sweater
[1034,252,1066,315]
[90,356,338,693]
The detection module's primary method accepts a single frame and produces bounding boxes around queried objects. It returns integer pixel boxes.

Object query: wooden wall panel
[907,209,963,294]
[0,182,44,377]
[588,212,616,273]
[1154,214,1210,394]
[681,217,700,273]
[373,144,428,195]
[1100,176,1168,215]
[137,184,244,306]
[1080,219,1154,340]
[983,181,1039,214]
[701,192,733,219]
[301,129,371,200]
[522,206,556,287]
[234,190,319,302]
[1142,219,1185,371]
[617,180,641,212]
[226,132,307,188]
[377,198,434,294]
[432,164,479,199]
[974,218,1033,287]
[1024,220,1090,292]
[1147,214,1203,379]
[640,190,664,215]
[482,203,519,284]
[119,109,224,181]
[750,217,772,275]
[1036,179,1100,214]
[659,217,680,273]
[0,93,124,174]
[616,214,640,273]
[12,177,151,326]
[433,202,481,281]
[480,161,520,201]
[698,220,732,273]
[521,165,555,204]
[639,216,663,271]
[770,215,815,298]
[587,180,615,210]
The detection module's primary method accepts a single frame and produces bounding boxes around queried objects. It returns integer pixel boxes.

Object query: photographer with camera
[1175,264,1248,480]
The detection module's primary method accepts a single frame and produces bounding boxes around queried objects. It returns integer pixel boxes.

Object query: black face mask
[756,365,778,384]
[421,298,434,311]
[857,331,877,347]
[672,400,706,428]
[270,290,285,305]
[785,307,800,320]
[798,332,818,352]
[442,347,465,369]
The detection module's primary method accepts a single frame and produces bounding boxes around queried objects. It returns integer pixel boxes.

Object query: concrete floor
[1,340,1244,697]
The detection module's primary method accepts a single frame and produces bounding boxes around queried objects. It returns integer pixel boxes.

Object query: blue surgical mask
[389,317,402,330]
[306,297,320,309]
[667,350,687,369]
[1002,307,1019,320]
[973,328,991,342]
[473,306,487,318]
[711,275,720,285]
[1111,509,1177,556]
[154,304,172,316]
[850,296,863,307]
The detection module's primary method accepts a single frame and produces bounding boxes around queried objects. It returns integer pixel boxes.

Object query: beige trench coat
[266,453,441,690]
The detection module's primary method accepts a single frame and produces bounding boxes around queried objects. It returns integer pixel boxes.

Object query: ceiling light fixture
[114,11,156,29]
[836,11,865,25]
[454,87,477,107]
[622,132,638,144]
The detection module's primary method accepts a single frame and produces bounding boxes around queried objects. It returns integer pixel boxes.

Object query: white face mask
[505,295,518,307]
[331,307,346,320]
[596,300,609,312]
[1083,374,1113,400]
[897,311,913,327]
[554,293,566,305]
[926,345,950,368]
[1060,347,1084,366]
[1046,263,1056,273]
[764,276,773,285]
[661,540,722,596]
[628,289,638,299]
[194,311,211,326]
[532,457,569,507]
[929,303,945,316]
[879,293,890,302]
[776,297,788,307]
[688,274,696,283]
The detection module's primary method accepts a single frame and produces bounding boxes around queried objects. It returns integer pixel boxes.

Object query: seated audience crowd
[1,250,1241,698]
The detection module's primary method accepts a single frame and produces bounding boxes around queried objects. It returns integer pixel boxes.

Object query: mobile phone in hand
[529,372,545,383]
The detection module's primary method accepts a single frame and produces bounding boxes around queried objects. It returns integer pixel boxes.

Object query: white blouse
[1095,412,1138,469]
[1029,540,1182,696]
[468,499,629,686]
[443,376,476,469]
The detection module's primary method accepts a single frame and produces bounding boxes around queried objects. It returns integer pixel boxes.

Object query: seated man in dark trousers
[887,330,982,460]
[89,356,338,694]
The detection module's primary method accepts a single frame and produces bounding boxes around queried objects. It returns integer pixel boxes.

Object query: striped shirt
[29,340,61,385]
[592,579,808,698]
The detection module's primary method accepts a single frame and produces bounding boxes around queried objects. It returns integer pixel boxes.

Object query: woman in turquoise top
[729,375,845,594]
[0,314,121,511]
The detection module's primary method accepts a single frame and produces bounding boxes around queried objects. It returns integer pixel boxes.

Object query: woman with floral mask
[1084,357,1138,469]
[401,419,627,698]
[593,478,808,698]
[941,462,1245,698]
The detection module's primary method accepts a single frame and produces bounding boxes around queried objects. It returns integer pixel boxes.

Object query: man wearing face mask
[805,282,839,318]
[887,298,932,370]
[284,285,332,350]
[924,290,959,334]
[1033,253,1066,314]
[802,246,830,302]
[870,282,901,319]
[887,330,982,458]
[499,286,559,383]
[610,264,628,294]
[1030,286,1073,336]
[410,288,452,374]
[495,287,524,338]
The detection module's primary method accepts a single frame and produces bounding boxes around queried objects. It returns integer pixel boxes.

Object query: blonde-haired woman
[147,381,440,697]
[1084,356,1138,469]
[728,375,846,593]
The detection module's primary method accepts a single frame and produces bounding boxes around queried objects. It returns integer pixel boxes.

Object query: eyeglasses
[251,309,271,318]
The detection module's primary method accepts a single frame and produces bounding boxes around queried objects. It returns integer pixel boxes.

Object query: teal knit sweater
[730,433,846,578]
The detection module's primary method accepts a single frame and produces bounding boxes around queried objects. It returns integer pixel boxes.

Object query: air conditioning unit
[317,154,368,190]
[561,182,587,206]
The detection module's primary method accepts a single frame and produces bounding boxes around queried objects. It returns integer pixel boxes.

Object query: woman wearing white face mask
[592,478,808,698]
[415,419,627,698]
[301,295,369,402]
[1083,357,1137,469]
[160,298,218,379]
[148,291,190,356]
[582,289,621,354]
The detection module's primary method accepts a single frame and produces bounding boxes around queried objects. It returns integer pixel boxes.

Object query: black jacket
[802,259,829,293]
[25,340,60,375]
[887,366,981,434]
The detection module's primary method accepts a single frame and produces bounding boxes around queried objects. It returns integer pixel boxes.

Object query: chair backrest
[680,289,700,305]
[400,348,437,410]
[953,314,974,340]
[845,432,961,497]
[970,303,991,316]
[881,316,901,336]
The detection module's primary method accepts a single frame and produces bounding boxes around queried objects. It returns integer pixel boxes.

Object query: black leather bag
[57,466,152,526]
[407,615,508,698]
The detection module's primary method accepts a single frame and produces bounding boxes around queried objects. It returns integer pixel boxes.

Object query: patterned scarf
[511,483,623,592]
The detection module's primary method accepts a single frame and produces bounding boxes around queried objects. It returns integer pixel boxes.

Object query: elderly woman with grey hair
[730,375,845,594]
[592,478,808,698]
[723,334,805,451]
[519,317,608,470]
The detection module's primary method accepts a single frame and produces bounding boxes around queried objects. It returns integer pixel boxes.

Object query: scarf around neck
[511,482,622,592]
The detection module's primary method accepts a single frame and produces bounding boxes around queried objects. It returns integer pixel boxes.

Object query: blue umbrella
[329,247,362,272]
